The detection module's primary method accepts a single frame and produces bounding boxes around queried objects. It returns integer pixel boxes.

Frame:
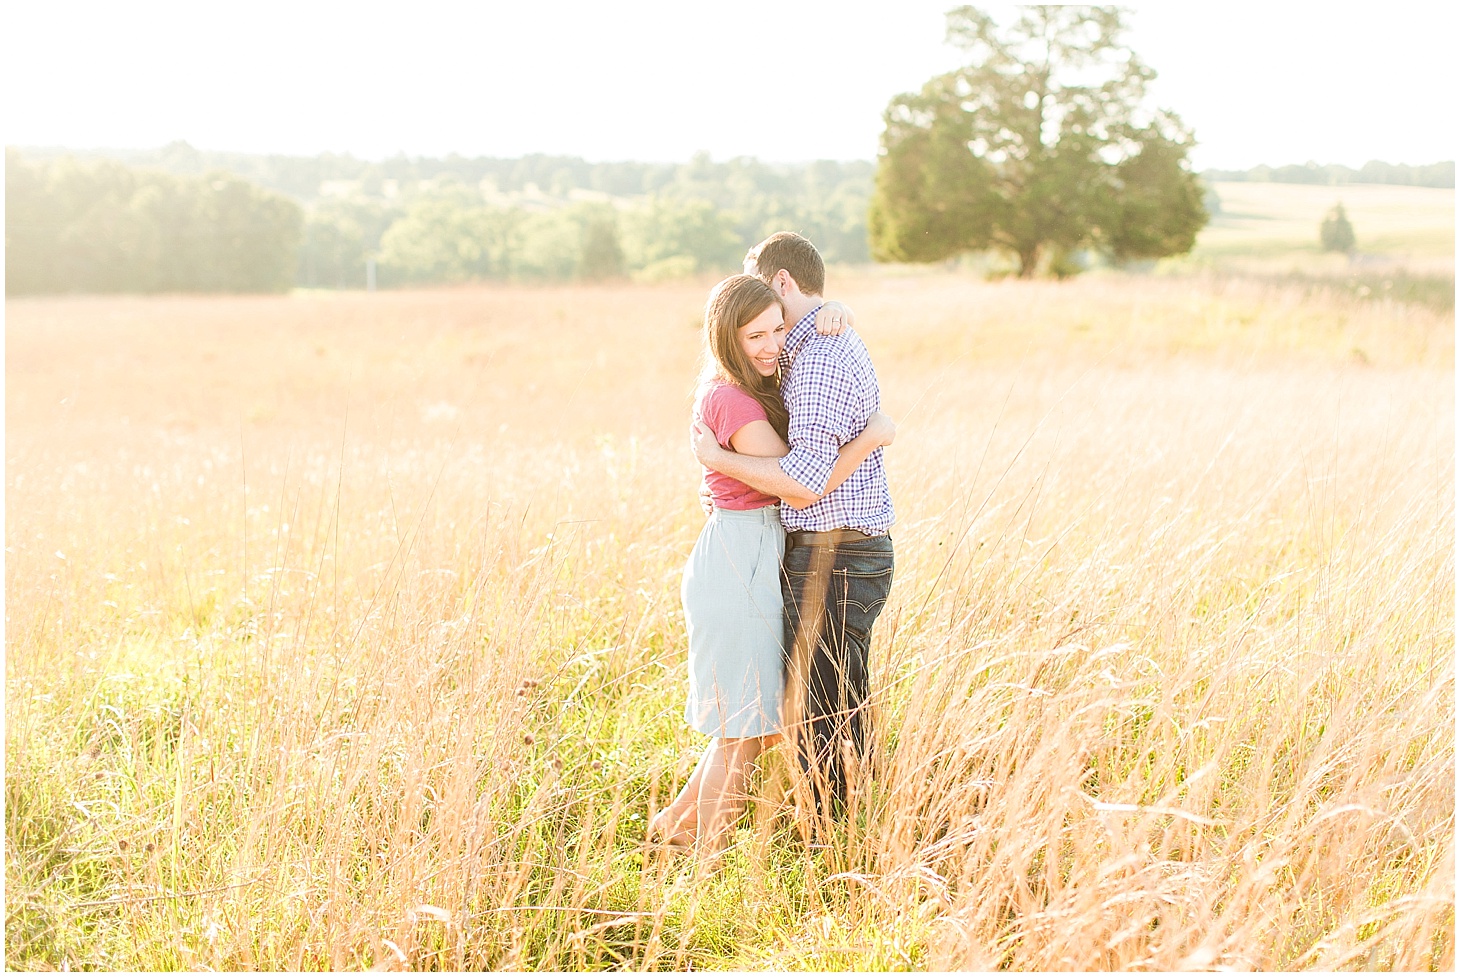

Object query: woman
[648,275,893,857]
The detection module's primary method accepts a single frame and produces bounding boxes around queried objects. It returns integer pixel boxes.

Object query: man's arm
[692,413,892,510]
[691,346,875,509]
[692,425,819,508]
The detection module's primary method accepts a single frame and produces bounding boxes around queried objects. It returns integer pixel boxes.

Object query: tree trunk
[1016,246,1040,278]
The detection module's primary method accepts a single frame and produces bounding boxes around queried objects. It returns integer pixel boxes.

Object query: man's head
[745,232,825,300]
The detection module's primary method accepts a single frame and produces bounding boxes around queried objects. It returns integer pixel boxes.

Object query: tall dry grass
[6,269,1453,969]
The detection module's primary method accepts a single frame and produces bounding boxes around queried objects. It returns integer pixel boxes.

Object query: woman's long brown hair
[700,275,790,439]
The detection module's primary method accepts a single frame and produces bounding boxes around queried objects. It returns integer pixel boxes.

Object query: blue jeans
[781,532,894,815]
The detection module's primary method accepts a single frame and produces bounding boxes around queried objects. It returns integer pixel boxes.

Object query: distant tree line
[8,145,873,293]
[6,149,302,294]
[298,155,873,289]
[1202,160,1454,188]
[8,139,1453,294]
[19,141,856,208]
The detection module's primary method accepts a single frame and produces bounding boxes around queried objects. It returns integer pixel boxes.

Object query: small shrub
[1320,202,1356,253]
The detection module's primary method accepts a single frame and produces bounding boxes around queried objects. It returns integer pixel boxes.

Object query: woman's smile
[738,304,786,377]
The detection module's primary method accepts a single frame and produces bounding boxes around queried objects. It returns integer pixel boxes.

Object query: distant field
[1193,181,1454,267]
[6,272,1453,970]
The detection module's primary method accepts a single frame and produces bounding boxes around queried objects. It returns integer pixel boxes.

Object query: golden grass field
[1194,182,1454,271]
[6,262,1455,969]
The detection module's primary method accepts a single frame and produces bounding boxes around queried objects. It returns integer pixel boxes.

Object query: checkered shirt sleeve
[775,308,895,534]
[778,342,869,496]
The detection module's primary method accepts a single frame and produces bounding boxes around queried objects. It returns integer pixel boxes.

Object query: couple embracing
[649,232,895,857]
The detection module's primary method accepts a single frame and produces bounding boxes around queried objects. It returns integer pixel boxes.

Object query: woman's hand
[865,410,896,446]
[814,300,855,336]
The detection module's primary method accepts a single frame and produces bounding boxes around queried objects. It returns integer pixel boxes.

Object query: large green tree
[869,5,1207,277]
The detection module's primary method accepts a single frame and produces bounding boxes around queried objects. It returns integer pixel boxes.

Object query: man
[692,231,894,818]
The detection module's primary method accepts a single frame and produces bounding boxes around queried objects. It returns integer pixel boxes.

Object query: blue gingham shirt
[777,305,894,533]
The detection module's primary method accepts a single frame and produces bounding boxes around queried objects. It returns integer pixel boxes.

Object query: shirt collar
[780,303,823,368]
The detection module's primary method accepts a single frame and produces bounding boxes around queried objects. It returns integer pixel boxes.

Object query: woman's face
[738,304,786,377]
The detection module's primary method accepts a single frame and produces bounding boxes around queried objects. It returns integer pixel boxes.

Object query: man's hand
[865,410,897,446]
[691,421,725,468]
[815,301,855,336]
[698,480,713,515]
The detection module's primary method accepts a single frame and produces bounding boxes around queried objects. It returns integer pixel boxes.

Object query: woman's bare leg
[649,747,714,846]
[651,735,772,851]
[694,736,765,857]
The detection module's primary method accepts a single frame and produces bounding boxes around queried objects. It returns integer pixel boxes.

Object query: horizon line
[8,142,1456,173]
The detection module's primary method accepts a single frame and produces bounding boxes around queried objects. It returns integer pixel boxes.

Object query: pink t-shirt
[695,380,781,511]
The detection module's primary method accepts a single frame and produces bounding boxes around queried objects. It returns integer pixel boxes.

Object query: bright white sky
[3,1,1454,169]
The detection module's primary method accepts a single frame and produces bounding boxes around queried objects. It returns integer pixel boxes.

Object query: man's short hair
[746,232,825,297]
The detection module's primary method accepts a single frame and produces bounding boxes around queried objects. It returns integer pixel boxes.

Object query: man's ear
[773,268,797,298]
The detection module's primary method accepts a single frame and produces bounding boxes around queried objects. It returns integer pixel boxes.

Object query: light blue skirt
[680,505,786,738]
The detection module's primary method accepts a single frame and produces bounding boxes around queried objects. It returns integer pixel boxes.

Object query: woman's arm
[814,300,855,336]
[715,411,896,509]
[821,410,895,498]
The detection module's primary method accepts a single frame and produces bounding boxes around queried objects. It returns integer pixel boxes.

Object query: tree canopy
[869,5,1207,277]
